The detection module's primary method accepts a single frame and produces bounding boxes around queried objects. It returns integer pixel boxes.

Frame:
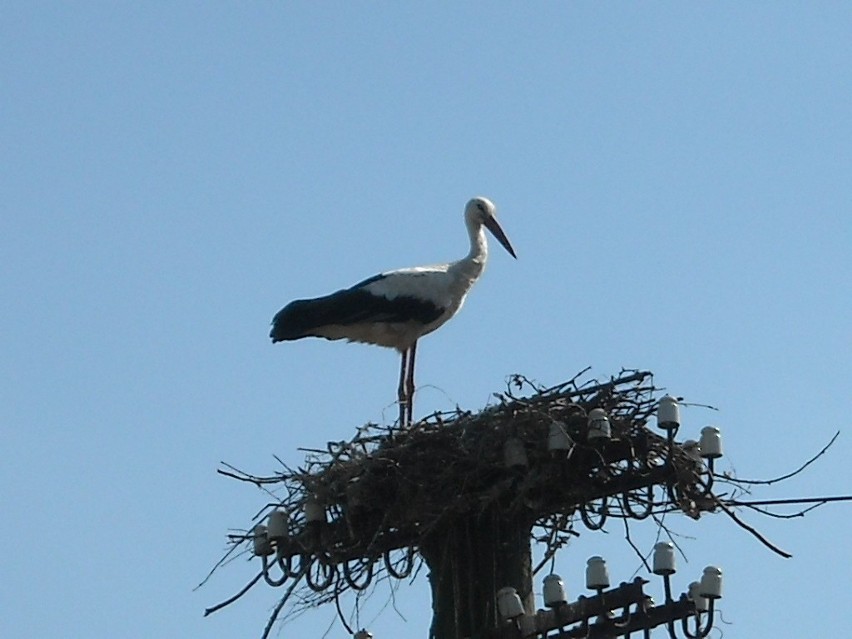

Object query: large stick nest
[220,371,712,587]
[299,370,706,550]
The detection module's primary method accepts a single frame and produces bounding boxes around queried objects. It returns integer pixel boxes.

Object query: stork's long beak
[484,215,517,259]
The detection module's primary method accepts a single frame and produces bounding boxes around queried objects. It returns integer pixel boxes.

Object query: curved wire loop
[622,483,654,520]
[681,599,715,639]
[280,548,302,579]
[274,546,296,579]
[580,495,608,530]
[666,482,678,504]
[342,556,374,591]
[261,552,288,587]
[692,457,716,498]
[383,546,415,579]
[303,554,337,592]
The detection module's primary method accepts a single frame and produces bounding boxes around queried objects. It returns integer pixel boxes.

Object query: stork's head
[465,196,517,259]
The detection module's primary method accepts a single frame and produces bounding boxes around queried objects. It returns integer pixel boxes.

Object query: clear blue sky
[2,3,850,638]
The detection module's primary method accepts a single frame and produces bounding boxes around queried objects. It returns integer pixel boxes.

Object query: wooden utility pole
[421,509,535,639]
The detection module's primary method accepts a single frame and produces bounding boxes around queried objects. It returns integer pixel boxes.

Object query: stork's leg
[397,348,409,426]
[405,340,417,426]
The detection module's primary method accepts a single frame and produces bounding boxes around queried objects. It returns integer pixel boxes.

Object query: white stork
[270,196,516,426]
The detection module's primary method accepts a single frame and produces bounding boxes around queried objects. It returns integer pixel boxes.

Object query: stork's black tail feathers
[270,295,340,342]
[269,287,384,342]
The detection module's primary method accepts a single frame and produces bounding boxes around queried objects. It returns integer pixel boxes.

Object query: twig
[710,494,792,559]
[740,501,825,519]
[260,570,306,639]
[218,462,281,486]
[732,431,839,486]
[204,572,263,617]
[725,495,852,508]
[195,538,248,591]
[622,517,650,576]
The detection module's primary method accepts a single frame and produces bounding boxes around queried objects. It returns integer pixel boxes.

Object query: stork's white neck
[465,216,488,264]
[449,215,488,287]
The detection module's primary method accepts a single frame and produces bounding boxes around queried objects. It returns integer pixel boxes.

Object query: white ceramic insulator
[548,421,573,451]
[586,556,610,590]
[699,426,723,459]
[657,395,680,430]
[543,574,567,607]
[304,497,326,524]
[587,408,611,440]
[688,581,709,612]
[652,541,676,575]
[497,586,525,620]
[252,524,273,556]
[266,509,289,541]
[699,566,723,599]
[503,437,529,469]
